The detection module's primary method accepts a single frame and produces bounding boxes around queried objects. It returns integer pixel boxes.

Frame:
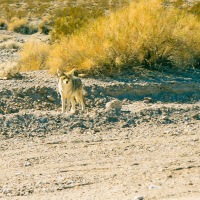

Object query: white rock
[47,95,56,102]
[78,74,88,78]
[149,185,161,189]
[105,99,122,110]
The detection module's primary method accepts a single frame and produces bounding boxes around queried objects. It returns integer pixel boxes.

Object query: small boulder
[105,99,122,110]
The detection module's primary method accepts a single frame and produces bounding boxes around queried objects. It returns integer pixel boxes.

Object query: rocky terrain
[0,30,200,200]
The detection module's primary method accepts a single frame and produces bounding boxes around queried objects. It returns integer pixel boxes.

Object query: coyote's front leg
[61,95,66,113]
[66,97,71,112]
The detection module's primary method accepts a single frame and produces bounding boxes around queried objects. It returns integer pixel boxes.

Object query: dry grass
[0,40,22,50]
[0,61,20,79]
[18,41,50,71]
[0,34,13,42]
[0,18,8,30]
[189,2,200,19]
[0,34,21,50]
[47,0,200,74]
[8,17,38,34]
[8,17,27,31]
[39,16,52,35]
[0,0,130,36]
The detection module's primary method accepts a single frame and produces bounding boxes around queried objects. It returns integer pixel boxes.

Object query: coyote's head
[57,68,75,84]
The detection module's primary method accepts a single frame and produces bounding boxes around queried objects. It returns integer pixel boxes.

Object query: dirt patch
[0,70,200,200]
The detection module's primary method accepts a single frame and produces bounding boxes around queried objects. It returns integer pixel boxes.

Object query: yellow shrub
[8,17,27,31]
[19,41,50,71]
[47,0,200,74]
[0,18,7,30]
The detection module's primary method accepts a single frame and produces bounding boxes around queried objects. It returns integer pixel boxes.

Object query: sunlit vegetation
[45,0,200,74]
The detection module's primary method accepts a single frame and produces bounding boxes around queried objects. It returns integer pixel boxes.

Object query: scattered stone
[78,74,88,78]
[133,195,144,200]
[174,167,184,171]
[161,115,168,120]
[47,95,56,102]
[37,87,47,94]
[149,185,161,189]
[2,186,12,195]
[15,172,23,175]
[121,123,130,128]
[24,161,31,167]
[105,99,122,110]
[143,97,152,103]
[0,66,200,199]
[132,163,139,166]
[39,118,48,123]
[0,76,8,80]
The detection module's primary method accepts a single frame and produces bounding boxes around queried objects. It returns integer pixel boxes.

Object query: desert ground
[0,30,200,200]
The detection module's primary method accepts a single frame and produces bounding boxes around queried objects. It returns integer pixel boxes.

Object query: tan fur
[57,68,85,113]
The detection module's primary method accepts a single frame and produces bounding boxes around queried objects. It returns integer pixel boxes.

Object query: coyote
[57,69,85,113]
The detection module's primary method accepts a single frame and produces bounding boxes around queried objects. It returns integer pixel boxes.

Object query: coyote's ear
[57,69,63,77]
[68,68,75,76]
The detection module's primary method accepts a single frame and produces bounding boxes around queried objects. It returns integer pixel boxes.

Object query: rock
[1,77,8,80]
[143,97,152,103]
[39,118,48,123]
[121,122,130,128]
[149,185,161,189]
[24,161,31,167]
[78,74,88,78]
[47,95,56,102]
[133,195,144,200]
[2,186,12,194]
[161,115,168,120]
[37,87,47,94]
[105,99,122,110]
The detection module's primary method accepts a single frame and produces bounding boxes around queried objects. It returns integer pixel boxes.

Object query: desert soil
[0,30,200,200]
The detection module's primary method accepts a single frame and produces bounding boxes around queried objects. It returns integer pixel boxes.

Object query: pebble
[47,95,56,102]
[149,185,161,189]
[2,186,12,194]
[24,161,31,167]
[78,74,88,78]
[133,195,144,200]
[143,97,153,103]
